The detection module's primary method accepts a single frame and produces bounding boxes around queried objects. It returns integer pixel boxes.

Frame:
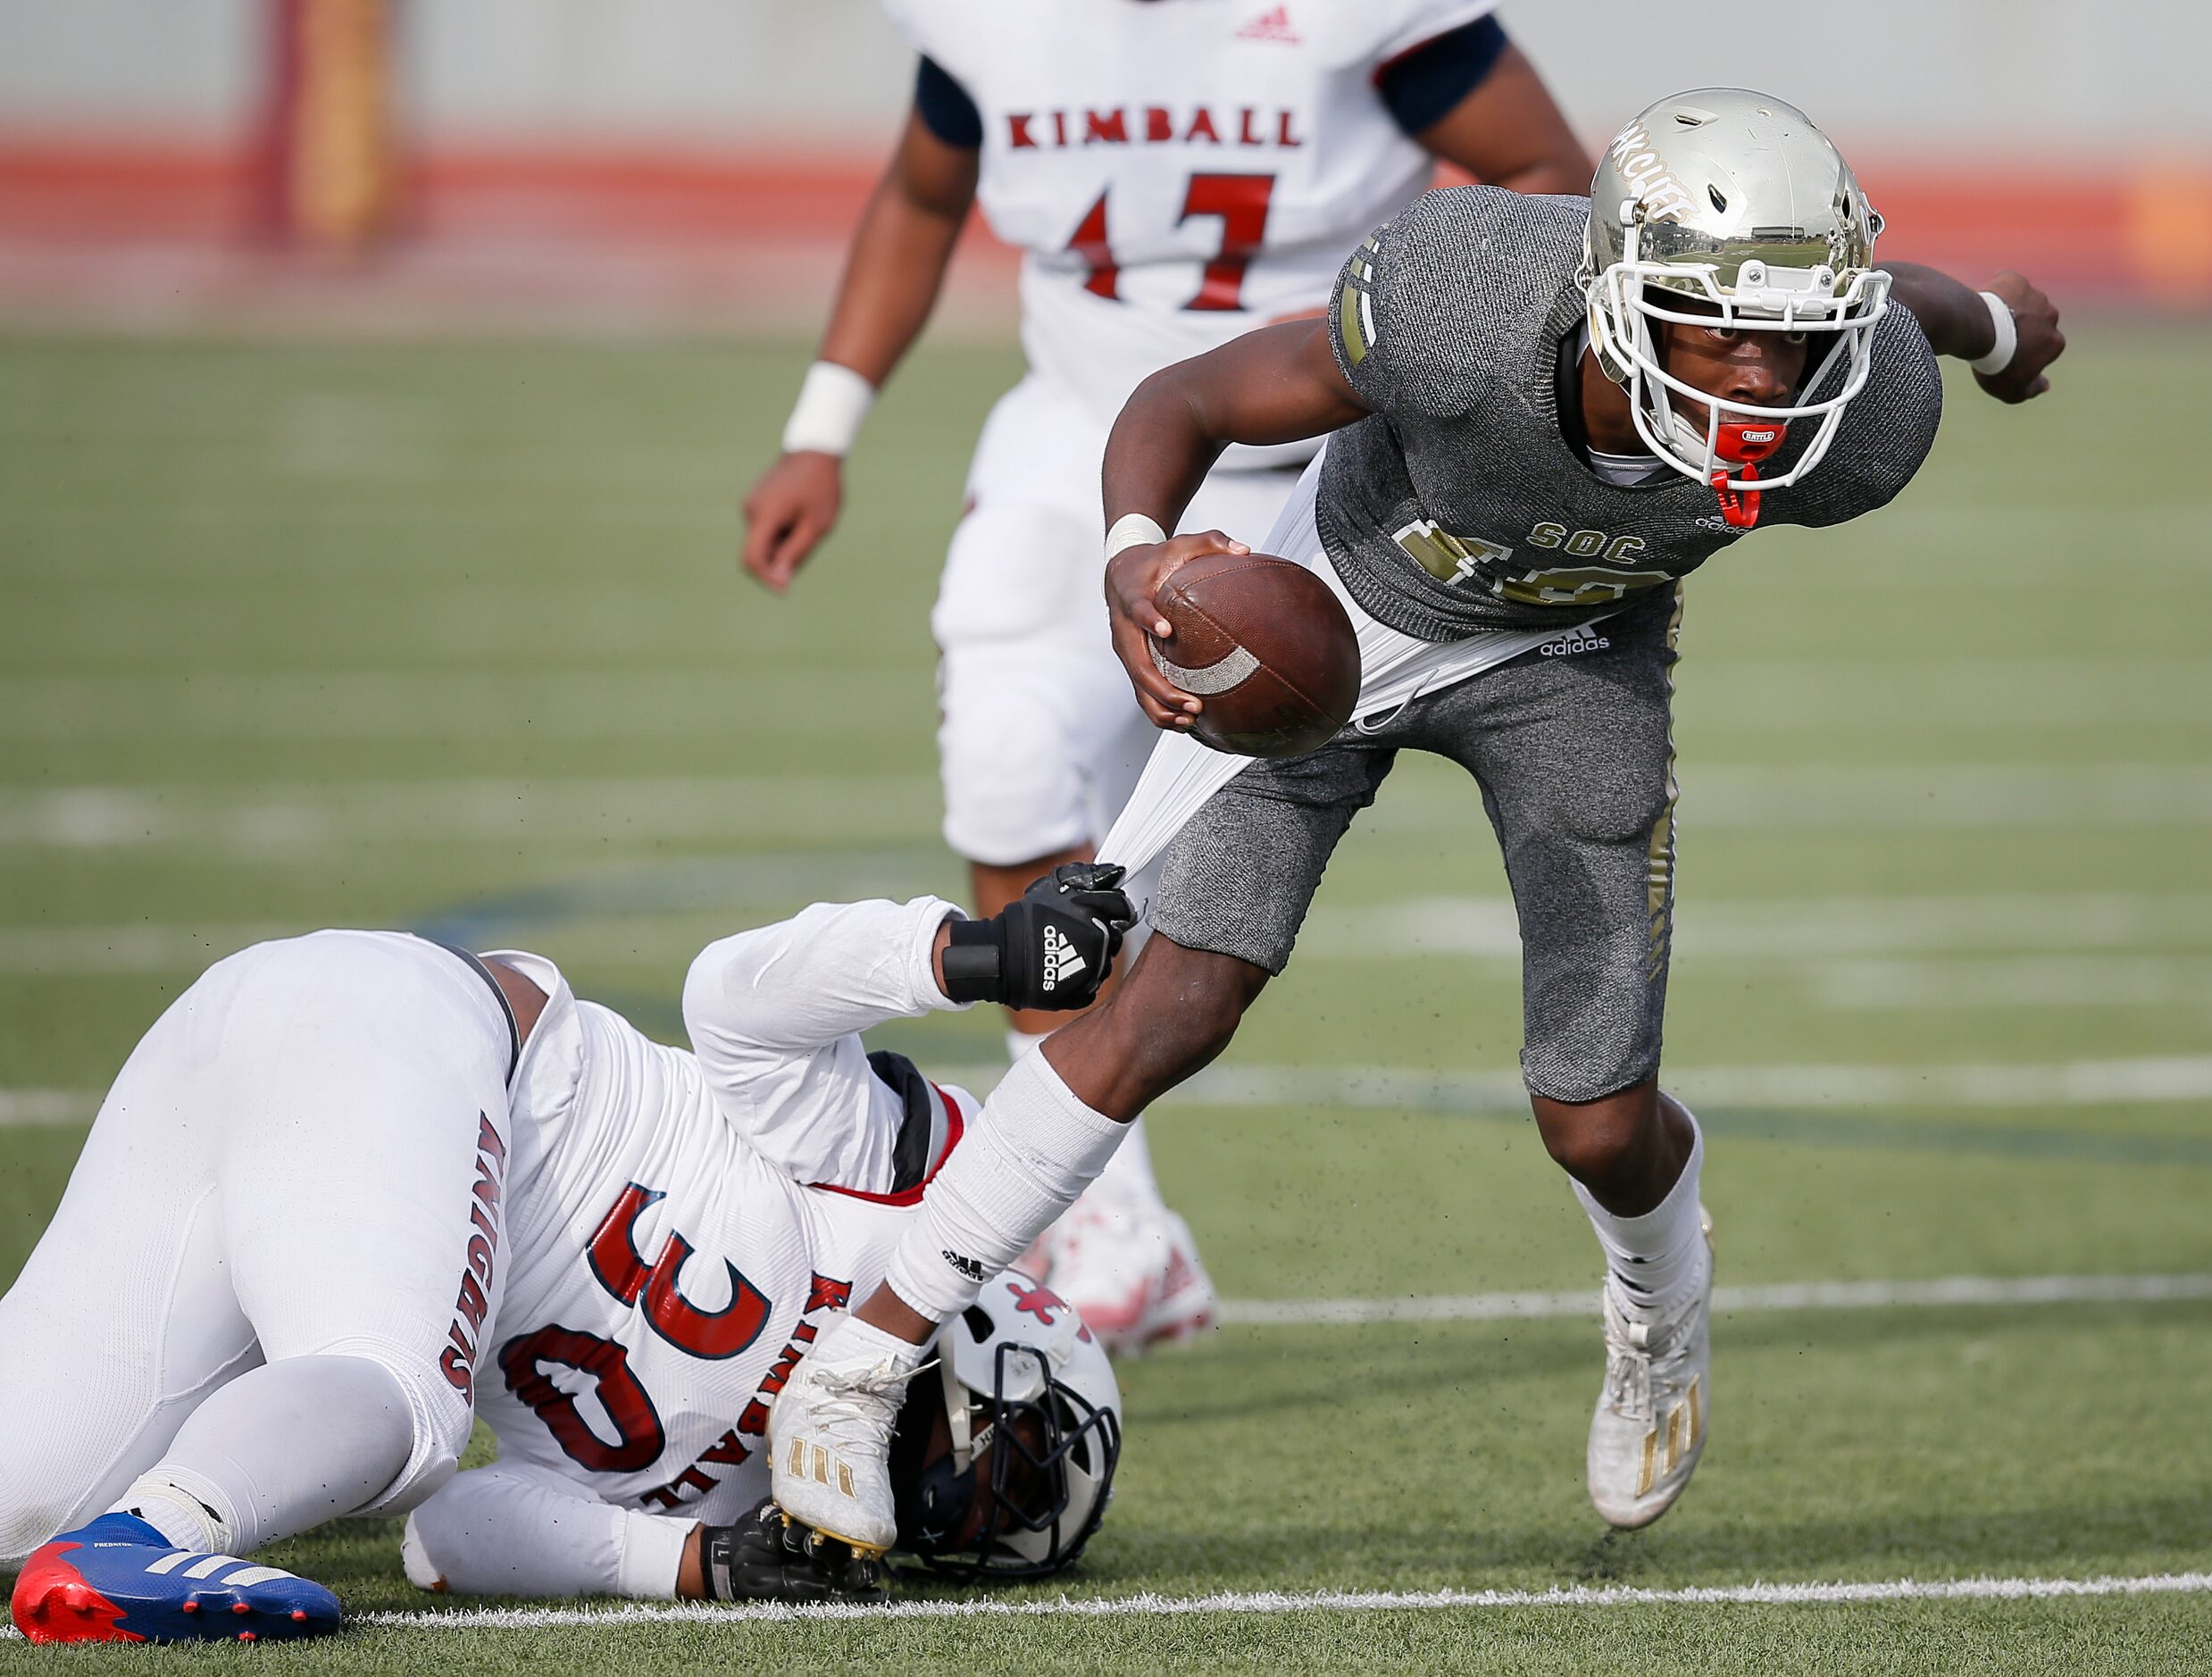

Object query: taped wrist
[698,1523,745,1602]
[781,361,876,456]
[882,1049,1128,1320]
[1106,512,1168,561]
[1970,291,2018,376]
[939,918,1005,1004]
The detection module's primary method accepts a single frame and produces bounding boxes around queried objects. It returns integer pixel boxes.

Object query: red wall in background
[2,138,2206,313]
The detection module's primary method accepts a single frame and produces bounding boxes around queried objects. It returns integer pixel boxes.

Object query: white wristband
[1970,291,2017,376]
[780,361,875,457]
[1105,513,1168,560]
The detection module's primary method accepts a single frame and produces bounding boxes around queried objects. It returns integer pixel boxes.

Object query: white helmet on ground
[889,1268,1122,1580]
[1582,88,1892,513]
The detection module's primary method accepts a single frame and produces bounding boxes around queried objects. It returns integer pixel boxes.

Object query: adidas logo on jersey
[1039,924,1088,992]
[1236,4,1301,44]
[1538,626,1613,658]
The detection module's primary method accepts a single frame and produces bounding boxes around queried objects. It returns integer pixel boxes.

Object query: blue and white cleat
[10,1512,342,1645]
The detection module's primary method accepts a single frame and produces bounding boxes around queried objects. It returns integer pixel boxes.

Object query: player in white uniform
[3,871,1133,1643]
[740,0,1589,1347]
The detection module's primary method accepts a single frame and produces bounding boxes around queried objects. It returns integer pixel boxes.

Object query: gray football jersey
[1319,188,1945,640]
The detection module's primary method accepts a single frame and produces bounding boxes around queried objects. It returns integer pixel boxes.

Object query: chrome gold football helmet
[1582,88,1891,513]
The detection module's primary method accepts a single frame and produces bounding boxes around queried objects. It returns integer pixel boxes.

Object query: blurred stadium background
[3,0,2209,326]
[5,5,2212,1671]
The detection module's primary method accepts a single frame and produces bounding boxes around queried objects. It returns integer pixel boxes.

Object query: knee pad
[0,1472,69,1566]
[931,502,1095,647]
[938,672,1088,866]
[319,1345,471,1519]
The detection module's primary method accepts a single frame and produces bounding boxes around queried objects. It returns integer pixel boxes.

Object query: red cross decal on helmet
[1006,1279,1067,1322]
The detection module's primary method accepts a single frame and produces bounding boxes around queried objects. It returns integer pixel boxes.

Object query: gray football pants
[1151,581,1684,1105]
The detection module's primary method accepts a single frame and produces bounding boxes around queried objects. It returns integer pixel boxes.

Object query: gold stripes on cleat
[789,1440,856,1496]
[1637,1377,1705,1498]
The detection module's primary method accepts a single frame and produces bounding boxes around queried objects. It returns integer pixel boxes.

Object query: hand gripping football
[1147,552,1361,757]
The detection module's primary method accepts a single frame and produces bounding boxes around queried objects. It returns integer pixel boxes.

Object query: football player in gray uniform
[764,89,2064,1556]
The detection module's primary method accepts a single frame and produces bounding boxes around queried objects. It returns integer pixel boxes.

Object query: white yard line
[1301,891,2212,960]
[1143,1055,2212,1114]
[0,670,921,742]
[4,1569,2208,1640]
[14,1050,2212,1128]
[1364,763,2212,833]
[6,764,2212,851]
[0,1089,98,1127]
[340,1571,2212,1629]
[0,776,940,850]
[1218,1272,2212,1326]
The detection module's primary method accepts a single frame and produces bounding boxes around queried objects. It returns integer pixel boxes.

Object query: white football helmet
[1582,88,1891,520]
[889,1268,1122,1580]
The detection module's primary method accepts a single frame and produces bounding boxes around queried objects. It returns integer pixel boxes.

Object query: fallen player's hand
[940,864,1135,1011]
[700,1501,889,1605]
[741,451,843,592]
[1975,271,2064,404]
[1106,530,1249,730]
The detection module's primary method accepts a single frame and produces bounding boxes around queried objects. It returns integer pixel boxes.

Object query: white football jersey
[883,0,1498,423]
[472,897,970,1524]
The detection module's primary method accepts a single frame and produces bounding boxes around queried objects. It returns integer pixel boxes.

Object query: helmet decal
[1603,120,1696,225]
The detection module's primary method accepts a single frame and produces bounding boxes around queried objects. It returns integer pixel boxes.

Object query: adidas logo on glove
[1040,924,1088,992]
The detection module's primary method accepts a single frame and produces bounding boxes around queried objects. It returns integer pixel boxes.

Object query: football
[1147,552,1361,758]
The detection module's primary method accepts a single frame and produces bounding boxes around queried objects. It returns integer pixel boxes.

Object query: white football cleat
[766,1314,918,1556]
[1041,1202,1217,1355]
[1587,1207,1714,1530]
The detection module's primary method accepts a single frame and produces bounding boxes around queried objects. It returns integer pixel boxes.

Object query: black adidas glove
[700,1500,888,1605]
[940,863,1134,1012]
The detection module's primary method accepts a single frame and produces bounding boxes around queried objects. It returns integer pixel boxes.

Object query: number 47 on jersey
[1067,172,1277,311]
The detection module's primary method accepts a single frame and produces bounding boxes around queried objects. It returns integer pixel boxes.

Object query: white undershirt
[1587,446,1671,488]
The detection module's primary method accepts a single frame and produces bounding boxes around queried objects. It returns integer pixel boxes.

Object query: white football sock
[883,1047,1129,1321]
[1573,1106,1706,1313]
[114,1354,414,1556]
[1004,1031,1163,1214]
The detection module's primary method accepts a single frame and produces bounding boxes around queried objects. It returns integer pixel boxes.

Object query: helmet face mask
[1581,89,1892,508]
[889,1277,1123,1581]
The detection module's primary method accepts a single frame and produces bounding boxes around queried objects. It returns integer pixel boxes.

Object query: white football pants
[0,930,516,1563]
[933,372,1304,869]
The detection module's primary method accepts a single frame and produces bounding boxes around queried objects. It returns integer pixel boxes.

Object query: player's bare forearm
[1880,260,2065,402]
[1103,320,1367,528]
[1417,43,1590,195]
[740,112,977,590]
[1102,320,1369,726]
[816,110,978,386]
[1878,262,1995,361]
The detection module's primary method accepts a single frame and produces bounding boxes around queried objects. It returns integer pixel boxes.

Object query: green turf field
[4,326,2211,1673]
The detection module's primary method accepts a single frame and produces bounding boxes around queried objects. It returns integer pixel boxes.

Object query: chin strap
[1707,421,1788,530]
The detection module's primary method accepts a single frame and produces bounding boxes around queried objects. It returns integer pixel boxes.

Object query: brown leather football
[1146,552,1361,758]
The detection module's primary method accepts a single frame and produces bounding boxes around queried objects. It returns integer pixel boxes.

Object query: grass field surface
[4,327,2211,1673]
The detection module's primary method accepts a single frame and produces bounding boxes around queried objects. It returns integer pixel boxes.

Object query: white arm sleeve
[682,897,965,1189]
[402,1462,693,1600]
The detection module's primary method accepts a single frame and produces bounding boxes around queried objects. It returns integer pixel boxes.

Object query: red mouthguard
[1715,421,1788,465]
[1708,421,1788,529]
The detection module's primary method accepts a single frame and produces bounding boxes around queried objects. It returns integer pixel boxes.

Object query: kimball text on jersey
[1007,106,1306,151]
